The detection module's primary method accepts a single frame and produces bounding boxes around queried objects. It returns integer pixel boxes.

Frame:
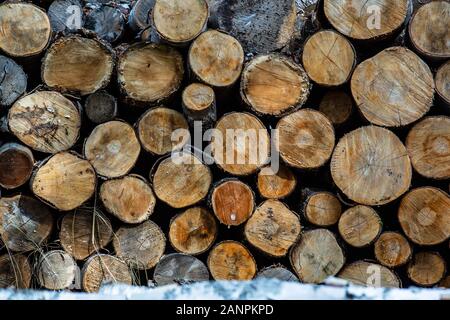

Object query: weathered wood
[0,55,27,108]
[240,54,311,116]
[8,91,81,154]
[0,254,32,289]
[82,254,132,293]
[0,143,34,190]
[257,165,297,200]
[182,83,217,127]
[0,2,51,57]
[374,231,412,268]
[85,91,117,124]
[153,253,209,286]
[277,109,335,169]
[113,220,166,270]
[207,241,257,280]
[100,175,156,224]
[84,5,125,43]
[398,187,450,246]
[210,179,255,226]
[319,90,353,126]
[84,120,141,179]
[169,207,217,255]
[59,207,113,260]
[331,126,412,206]
[128,0,154,32]
[256,265,298,282]
[406,116,450,180]
[31,152,97,211]
[436,60,450,108]
[0,195,53,252]
[407,252,446,287]
[137,107,189,156]
[245,199,301,257]
[351,47,434,127]
[37,250,77,290]
[301,189,342,227]
[48,0,84,33]
[338,261,401,288]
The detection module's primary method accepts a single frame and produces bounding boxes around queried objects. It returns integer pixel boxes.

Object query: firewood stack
[0,0,449,292]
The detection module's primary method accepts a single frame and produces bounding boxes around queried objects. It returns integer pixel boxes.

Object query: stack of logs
[0,0,449,292]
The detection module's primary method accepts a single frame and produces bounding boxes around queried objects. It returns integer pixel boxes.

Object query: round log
[0,143,34,190]
[245,199,301,257]
[257,164,297,200]
[59,208,113,261]
[153,253,209,286]
[42,36,114,95]
[128,0,154,32]
[153,152,212,208]
[338,261,401,288]
[117,43,184,105]
[277,109,335,169]
[136,107,189,156]
[112,220,166,270]
[0,55,27,108]
[84,5,125,43]
[398,187,450,246]
[207,241,257,280]
[48,0,84,33]
[374,231,412,268]
[319,90,353,126]
[84,120,141,179]
[8,91,81,154]
[240,54,311,116]
[37,250,77,290]
[302,190,342,227]
[256,265,298,282]
[351,47,434,127]
[210,179,255,226]
[338,205,382,248]
[31,152,97,211]
[435,60,450,107]
[407,252,446,287]
[290,229,345,284]
[188,30,244,88]
[169,206,217,255]
[0,195,53,252]
[100,175,156,224]
[181,83,217,127]
[85,91,117,124]
[0,2,51,57]
[0,254,32,289]
[82,254,132,293]
[302,30,356,86]
[409,1,450,60]
[331,126,412,206]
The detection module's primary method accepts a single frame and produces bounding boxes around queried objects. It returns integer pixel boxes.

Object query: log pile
[0,0,449,292]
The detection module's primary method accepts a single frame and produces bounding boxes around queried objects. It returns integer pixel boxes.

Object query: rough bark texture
[153,253,209,286]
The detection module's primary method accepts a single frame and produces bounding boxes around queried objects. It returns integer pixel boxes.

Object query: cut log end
[407,252,446,287]
[0,143,34,190]
[84,5,125,43]
[37,250,77,290]
[48,0,83,33]
[374,232,412,268]
[85,91,118,124]
[0,254,32,289]
[153,253,209,286]
[319,90,353,126]
[256,265,298,282]
[128,0,154,32]
[436,61,450,106]
[182,83,216,127]
[303,191,342,227]
[0,55,27,108]
[257,165,297,199]
[338,261,401,288]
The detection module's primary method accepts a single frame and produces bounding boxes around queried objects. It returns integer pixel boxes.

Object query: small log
[301,189,342,227]
[244,199,301,257]
[84,5,125,43]
[374,231,412,268]
[153,253,209,286]
[407,252,446,287]
[168,206,217,255]
[290,229,345,284]
[210,179,255,226]
[406,116,450,180]
[398,187,450,246]
[8,91,81,154]
[84,120,141,179]
[213,112,270,176]
[0,55,27,108]
[319,90,353,126]
[48,0,84,33]
[113,220,166,270]
[240,54,311,116]
[257,164,297,200]
[84,91,117,124]
[31,152,97,211]
[210,0,297,54]
[338,205,382,248]
[152,0,209,45]
[100,175,156,224]
[42,36,114,95]
[136,107,189,156]
[338,261,401,288]
[207,241,257,280]
[277,109,335,169]
[0,254,32,289]
[182,83,217,128]
[82,254,132,293]
[188,30,244,88]
[435,61,450,108]
[409,1,450,60]
[323,0,409,41]
[302,30,356,86]
[0,2,51,57]
[37,250,77,290]
[0,195,53,252]
[351,47,434,127]
[59,208,113,260]
[0,143,34,190]
[117,43,184,105]
[331,126,412,206]
[152,152,212,208]
[256,265,298,282]
[128,0,154,32]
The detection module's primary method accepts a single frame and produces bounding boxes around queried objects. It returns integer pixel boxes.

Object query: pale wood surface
[338,261,401,288]
[37,250,77,290]
[407,252,446,287]
[304,191,342,227]
[257,165,297,200]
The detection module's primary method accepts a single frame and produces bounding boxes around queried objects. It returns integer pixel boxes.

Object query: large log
[338,261,401,288]
[153,253,209,286]
[0,55,27,108]
[37,250,77,290]
[407,252,446,287]
[0,143,34,190]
